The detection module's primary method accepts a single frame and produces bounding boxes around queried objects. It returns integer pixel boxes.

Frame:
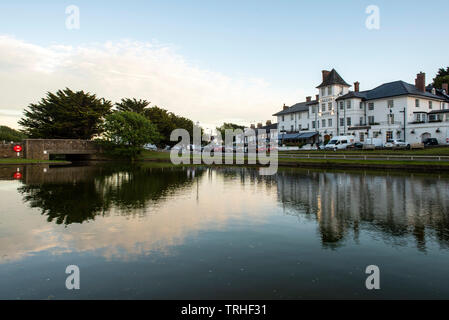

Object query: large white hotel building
[274,69,449,144]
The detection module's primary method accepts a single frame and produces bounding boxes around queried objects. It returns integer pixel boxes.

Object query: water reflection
[1,164,449,262]
[276,169,449,251]
[17,164,204,225]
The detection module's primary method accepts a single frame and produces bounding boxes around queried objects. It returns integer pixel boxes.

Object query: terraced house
[274,69,449,145]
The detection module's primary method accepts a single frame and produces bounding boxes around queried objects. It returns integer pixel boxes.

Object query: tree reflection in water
[18,164,204,225]
[16,165,449,251]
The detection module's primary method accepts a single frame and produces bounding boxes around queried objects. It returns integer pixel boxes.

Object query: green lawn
[139,150,449,168]
[279,146,449,156]
[0,158,69,164]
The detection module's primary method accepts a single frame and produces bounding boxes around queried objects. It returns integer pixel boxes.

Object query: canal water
[0,163,448,299]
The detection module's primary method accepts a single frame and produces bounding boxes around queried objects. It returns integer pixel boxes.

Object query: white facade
[274,70,449,145]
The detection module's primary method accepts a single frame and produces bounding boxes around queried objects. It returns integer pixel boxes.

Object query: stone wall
[24,139,101,160]
[0,143,23,159]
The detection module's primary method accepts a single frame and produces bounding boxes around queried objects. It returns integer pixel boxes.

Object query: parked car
[143,143,157,151]
[347,142,364,150]
[324,136,355,151]
[384,139,410,149]
[423,138,438,146]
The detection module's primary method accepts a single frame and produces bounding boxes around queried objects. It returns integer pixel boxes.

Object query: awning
[278,132,318,140]
[278,133,302,140]
[298,132,318,139]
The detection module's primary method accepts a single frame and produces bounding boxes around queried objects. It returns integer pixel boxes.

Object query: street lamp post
[399,107,406,142]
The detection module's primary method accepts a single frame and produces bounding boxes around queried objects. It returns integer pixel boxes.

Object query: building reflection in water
[5,164,449,255]
[275,169,449,251]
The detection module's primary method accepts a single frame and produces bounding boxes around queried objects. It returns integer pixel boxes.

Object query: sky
[0,0,448,131]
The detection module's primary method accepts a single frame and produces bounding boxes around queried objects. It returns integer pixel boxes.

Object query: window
[429,101,433,109]
[328,86,332,95]
[368,116,375,125]
[291,114,294,120]
[321,88,325,96]
[368,102,374,110]
[340,118,345,126]
[346,100,351,109]
[415,99,420,108]
[312,106,316,113]
[322,104,326,112]
[322,119,326,127]
[388,100,394,108]
[416,113,421,122]
[360,132,365,142]
[328,102,332,111]
[360,102,363,109]
[282,115,284,121]
[312,121,316,129]
[360,117,364,125]
[347,117,352,126]
[328,119,332,127]
[291,125,294,132]
[298,113,301,119]
[386,131,393,141]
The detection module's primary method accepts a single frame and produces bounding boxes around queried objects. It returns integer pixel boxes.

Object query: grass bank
[139,150,449,171]
[0,158,71,165]
[279,146,449,156]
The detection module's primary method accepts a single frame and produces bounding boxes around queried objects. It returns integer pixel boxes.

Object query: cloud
[0,35,301,130]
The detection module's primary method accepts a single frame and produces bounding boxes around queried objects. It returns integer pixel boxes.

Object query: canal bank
[139,151,449,172]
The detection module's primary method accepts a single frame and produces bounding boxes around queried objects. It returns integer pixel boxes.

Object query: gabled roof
[273,101,310,116]
[316,69,350,88]
[426,85,449,102]
[336,81,444,101]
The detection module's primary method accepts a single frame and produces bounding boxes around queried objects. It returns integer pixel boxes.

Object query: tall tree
[216,123,245,142]
[432,67,449,89]
[19,88,112,139]
[144,106,196,147]
[0,125,27,142]
[115,98,151,114]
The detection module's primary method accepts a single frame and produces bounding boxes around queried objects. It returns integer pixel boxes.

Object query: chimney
[415,72,426,92]
[283,103,288,110]
[250,124,255,129]
[315,94,319,101]
[442,83,448,94]
[257,123,263,129]
[306,96,312,102]
[354,81,360,92]
[266,120,272,126]
[322,70,330,81]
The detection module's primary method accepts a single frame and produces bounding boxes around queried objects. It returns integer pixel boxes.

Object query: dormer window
[327,86,332,95]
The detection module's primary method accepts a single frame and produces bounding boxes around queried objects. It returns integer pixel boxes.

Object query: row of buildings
[270,69,449,145]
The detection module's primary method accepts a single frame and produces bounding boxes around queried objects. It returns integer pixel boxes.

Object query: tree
[432,67,449,89]
[144,106,196,147]
[101,111,160,158]
[216,123,245,143]
[115,98,151,114]
[19,88,113,139]
[0,125,27,142]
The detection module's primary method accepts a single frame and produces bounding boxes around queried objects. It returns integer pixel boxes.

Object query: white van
[324,136,355,150]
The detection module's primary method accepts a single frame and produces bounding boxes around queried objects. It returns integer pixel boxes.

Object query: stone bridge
[23,139,102,160]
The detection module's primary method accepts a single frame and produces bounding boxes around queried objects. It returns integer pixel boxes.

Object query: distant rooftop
[316,69,350,88]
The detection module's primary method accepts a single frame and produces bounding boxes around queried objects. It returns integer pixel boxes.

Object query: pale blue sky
[0,0,448,127]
